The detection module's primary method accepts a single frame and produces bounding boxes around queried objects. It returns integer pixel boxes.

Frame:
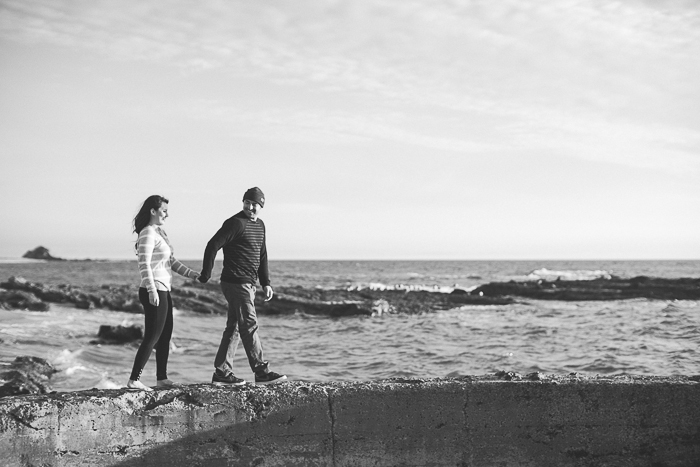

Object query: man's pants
[214,282,268,375]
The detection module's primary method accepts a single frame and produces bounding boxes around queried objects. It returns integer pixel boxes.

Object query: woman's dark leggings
[129,288,173,381]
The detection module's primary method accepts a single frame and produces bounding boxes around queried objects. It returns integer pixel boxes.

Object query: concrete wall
[0,375,698,466]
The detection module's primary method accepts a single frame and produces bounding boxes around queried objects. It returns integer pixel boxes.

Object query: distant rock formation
[22,246,64,261]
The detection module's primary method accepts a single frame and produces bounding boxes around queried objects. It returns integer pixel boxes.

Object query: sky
[1,0,699,260]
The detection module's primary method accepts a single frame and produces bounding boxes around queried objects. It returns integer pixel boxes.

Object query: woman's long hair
[133,195,168,251]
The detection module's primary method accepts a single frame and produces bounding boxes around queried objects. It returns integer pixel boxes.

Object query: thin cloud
[2,0,699,174]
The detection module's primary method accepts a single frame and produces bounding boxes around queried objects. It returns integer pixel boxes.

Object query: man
[199,187,287,385]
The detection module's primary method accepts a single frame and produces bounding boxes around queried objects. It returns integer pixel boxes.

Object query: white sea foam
[347,282,458,293]
[0,258,46,264]
[51,348,84,368]
[0,325,34,338]
[169,340,183,353]
[526,268,612,281]
[64,365,90,376]
[94,378,122,390]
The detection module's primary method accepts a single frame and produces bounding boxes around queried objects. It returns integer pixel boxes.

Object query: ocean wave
[64,364,91,376]
[51,348,85,368]
[0,258,47,264]
[662,301,698,313]
[526,268,612,281]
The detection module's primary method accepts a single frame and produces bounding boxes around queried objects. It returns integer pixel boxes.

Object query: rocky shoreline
[0,276,512,317]
[472,275,700,301]
[1,275,699,319]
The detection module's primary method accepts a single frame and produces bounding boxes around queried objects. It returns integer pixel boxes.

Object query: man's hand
[198,274,208,283]
[264,285,274,301]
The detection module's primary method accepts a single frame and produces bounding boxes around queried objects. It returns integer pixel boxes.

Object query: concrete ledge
[0,375,698,466]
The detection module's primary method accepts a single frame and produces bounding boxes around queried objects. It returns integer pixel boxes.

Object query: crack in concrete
[327,387,337,467]
[461,386,470,467]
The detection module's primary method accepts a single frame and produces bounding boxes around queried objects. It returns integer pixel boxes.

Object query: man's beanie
[243,187,265,207]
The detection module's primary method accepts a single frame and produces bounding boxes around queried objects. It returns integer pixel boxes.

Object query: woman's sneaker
[255,371,288,385]
[212,370,246,386]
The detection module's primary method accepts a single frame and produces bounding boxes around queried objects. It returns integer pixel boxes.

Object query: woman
[126,195,199,391]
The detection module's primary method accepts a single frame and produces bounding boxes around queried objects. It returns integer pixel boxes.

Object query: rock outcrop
[22,246,64,261]
[0,288,50,311]
[0,276,142,312]
[0,356,56,398]
[92,325,144,344]
[261,285,512,315]
[472,275,700,301]
[0,276,512,316]
[3,274,698,317]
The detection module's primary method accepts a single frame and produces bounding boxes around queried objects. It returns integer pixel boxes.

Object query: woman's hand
[149,290,160,306]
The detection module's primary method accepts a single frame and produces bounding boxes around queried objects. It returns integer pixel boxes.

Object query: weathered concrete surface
[0,375,698,466]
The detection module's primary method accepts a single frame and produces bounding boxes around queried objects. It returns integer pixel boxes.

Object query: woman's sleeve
[171,257,197,279]
[137,227,157,293]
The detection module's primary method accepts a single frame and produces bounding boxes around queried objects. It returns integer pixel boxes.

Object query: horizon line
[3,257,699,262]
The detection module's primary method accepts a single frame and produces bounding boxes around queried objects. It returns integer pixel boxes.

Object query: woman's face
[150,202,169,226]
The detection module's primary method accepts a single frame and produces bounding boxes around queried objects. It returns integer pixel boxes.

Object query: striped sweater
[137,225,197,293]
[200,211,270,286]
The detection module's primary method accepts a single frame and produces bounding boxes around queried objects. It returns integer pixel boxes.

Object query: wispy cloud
[2,0,699,174]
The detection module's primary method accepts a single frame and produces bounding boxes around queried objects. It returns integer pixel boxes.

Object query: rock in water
[0,289,50,311]
[0,356,56,397]
[22,246,64,261]
[96,324,143,344]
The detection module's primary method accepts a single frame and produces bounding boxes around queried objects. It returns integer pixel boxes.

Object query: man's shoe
[212,371,246,386]
[255,371,288,385]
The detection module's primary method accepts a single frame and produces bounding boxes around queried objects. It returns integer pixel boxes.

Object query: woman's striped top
[137,225,197,292]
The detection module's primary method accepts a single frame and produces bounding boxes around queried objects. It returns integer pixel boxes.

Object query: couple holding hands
[126,187,286,391]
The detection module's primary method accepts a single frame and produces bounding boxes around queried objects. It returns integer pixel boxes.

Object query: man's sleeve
[257,223,270,287]
[200,220,237,282]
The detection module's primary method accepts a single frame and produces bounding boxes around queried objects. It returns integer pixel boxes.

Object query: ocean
[0,259,698,392]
